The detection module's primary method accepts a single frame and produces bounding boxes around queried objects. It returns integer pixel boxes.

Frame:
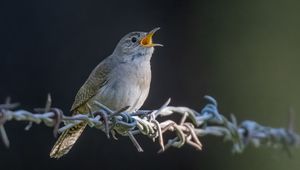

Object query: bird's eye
[131,37,137,43]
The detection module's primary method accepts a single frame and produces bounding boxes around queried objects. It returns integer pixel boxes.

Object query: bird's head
[113,27,162,62]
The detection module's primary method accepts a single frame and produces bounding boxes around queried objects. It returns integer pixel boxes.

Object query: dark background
[1,0,300,170]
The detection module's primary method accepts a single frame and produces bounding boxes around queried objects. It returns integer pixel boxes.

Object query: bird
[49,27,162,158]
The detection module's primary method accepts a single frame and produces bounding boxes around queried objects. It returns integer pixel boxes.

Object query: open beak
[140,27,163,47]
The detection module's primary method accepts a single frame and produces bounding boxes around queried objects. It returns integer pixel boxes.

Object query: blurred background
[1,0,300,169]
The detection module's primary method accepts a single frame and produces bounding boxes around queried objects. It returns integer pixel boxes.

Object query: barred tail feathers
[49,122,87,158]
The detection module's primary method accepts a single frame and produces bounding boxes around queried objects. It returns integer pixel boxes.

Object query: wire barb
[0,96,299,155]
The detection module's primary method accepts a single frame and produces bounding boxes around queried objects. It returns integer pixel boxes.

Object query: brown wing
[70,61,111,112]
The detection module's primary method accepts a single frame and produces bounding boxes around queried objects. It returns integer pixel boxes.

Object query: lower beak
[140,27,163,47]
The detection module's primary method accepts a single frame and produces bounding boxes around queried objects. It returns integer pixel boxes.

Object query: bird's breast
[90,61,151,112]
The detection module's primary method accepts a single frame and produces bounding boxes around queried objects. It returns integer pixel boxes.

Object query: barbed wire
[0,95,299,155]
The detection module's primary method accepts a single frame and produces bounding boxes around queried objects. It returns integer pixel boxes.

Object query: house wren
[50,28,162,158]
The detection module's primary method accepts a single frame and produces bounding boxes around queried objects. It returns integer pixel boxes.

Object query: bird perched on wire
[50,27,162,158]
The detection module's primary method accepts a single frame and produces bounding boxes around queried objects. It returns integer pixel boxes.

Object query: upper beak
[140,27,163,47]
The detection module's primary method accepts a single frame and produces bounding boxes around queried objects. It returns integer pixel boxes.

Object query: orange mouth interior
[140,33,154,47]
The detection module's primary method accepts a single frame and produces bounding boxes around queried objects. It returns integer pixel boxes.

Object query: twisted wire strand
[0,95,299,155]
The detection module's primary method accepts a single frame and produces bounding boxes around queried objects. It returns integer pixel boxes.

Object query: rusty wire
[0,95,299,155]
